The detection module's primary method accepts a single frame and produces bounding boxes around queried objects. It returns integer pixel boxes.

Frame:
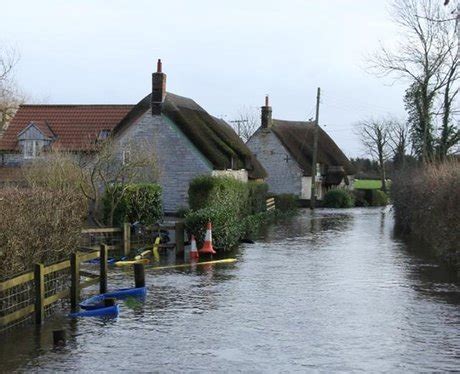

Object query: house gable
[114,110,213,213]
[247,127,302,196]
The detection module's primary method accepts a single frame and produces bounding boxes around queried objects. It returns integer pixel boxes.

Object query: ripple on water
[1,208,459,373]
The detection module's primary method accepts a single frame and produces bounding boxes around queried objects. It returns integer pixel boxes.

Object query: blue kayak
[85,257,118,265]
[80,287,147,310]
[69,304,119,318]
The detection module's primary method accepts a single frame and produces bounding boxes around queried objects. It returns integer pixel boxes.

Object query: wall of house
[211,169,248,182]
[247,129,302,196]
[115,112,213,213]
[1,152,23,167]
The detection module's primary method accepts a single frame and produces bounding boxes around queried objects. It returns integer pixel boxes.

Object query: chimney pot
[151,59,167,115]
[261,95,272,129]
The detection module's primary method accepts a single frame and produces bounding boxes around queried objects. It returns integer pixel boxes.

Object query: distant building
[0,60,266,212]
[246,96,354,201]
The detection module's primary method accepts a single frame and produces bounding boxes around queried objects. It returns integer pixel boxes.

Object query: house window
[24,140,41,159]
[122,150,131,165]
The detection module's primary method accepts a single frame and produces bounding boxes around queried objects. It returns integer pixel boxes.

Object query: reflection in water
[0,207,459,373]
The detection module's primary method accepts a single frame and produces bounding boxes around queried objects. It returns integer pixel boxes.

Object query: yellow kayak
[150,258,237,271]
[114,258,150,267]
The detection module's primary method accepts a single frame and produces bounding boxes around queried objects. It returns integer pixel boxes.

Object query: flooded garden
[1,207,459,372]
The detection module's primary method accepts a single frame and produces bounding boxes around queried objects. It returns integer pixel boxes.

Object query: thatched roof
[270,119,354,175]
[113,92,266,179]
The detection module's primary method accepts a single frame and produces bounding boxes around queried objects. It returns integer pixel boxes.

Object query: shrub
[247,181,269,215]
[188,175,248,214]
[274,194,298,212]
[0,187,86,279]
[323,188,355,208]
[188,175,268,215]
[352,189,369,207]
[184,206,241,249]
[372,190,389,206]
[392,161,460,266]
[103,183,162,226]
[186,176,270,248]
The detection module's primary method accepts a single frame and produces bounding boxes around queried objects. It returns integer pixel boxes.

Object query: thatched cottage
[246,97,353,201]
[0,60,266,212]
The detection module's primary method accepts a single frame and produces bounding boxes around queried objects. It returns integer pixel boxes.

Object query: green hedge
[185,176,269,249]
[274,194,298,212]
[323,188,355,208]
[103,183,162,226]
[188,175,268,215]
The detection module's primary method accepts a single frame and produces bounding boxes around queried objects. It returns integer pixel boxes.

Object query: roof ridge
[19,104,134,108]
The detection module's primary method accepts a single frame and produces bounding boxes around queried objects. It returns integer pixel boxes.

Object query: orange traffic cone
[199,221,216,255]
[190,235,199,260]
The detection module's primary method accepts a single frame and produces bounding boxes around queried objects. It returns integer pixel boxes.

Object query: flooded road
[1,208,459,372]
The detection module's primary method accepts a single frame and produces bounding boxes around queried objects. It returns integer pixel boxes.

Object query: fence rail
[0,221,185,333]
[266,197,276,212]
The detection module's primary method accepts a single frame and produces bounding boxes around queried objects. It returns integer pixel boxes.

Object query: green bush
[103,183,162,226]
[323,188,355,208]
[188,175,248,214]
[188,175,268,215]
[186,176,270,249]
[184,206,241,249]
[372,190,389,206]
[274,194,298,212]
[247,181,269,215]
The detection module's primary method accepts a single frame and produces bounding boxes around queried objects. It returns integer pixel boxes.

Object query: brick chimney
[261,95,272,128]
[151,59,167,115]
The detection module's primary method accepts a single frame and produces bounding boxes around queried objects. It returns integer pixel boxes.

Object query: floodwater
[1,207,459,373]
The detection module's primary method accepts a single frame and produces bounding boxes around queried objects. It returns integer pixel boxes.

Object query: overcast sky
[2,0,408,157]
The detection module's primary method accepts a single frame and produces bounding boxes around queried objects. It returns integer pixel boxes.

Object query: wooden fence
[266,197,276,212]
[0,222,185,333]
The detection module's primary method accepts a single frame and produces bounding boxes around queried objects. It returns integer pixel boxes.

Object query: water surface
[1,208,459,373]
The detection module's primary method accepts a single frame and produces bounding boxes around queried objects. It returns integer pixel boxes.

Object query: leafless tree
[77,138,159,226]
[369,0,458,162]
[0,45,23,132]
[389,120,412,168]
[356,119,393,192]
[230,106,260,142]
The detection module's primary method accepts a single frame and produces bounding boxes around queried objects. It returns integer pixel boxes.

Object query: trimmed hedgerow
[185,176,270,249]
[323,188,355,208]
[103,183,162,226]
[274,194,298,212]
[372,190,389,206]
[392,161,460,268]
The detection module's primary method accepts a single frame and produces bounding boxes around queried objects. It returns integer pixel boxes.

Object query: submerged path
[1,207,459,372]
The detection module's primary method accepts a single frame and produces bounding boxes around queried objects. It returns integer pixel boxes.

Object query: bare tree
[0,45,23,132]
[389,120,412,168]
[356,119,392,192]
[370,0,458,162]
[77,138,159,226]
[230,106,260,142]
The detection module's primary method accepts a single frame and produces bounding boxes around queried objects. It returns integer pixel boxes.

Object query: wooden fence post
[123,222,131,256]
[133,264,145,288]
[34,263,45,325]
[70,252,80,312]
[100,244,108,294]
[175,222,184,258]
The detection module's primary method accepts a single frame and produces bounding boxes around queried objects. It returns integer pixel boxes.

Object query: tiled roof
[0,105,133,151]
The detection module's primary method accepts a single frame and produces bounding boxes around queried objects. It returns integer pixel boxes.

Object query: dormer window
[97,129,111,141]
[24,140,41,159]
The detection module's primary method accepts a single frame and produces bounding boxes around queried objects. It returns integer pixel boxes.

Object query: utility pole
[310,87,321,210]
[229,119,248,138]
